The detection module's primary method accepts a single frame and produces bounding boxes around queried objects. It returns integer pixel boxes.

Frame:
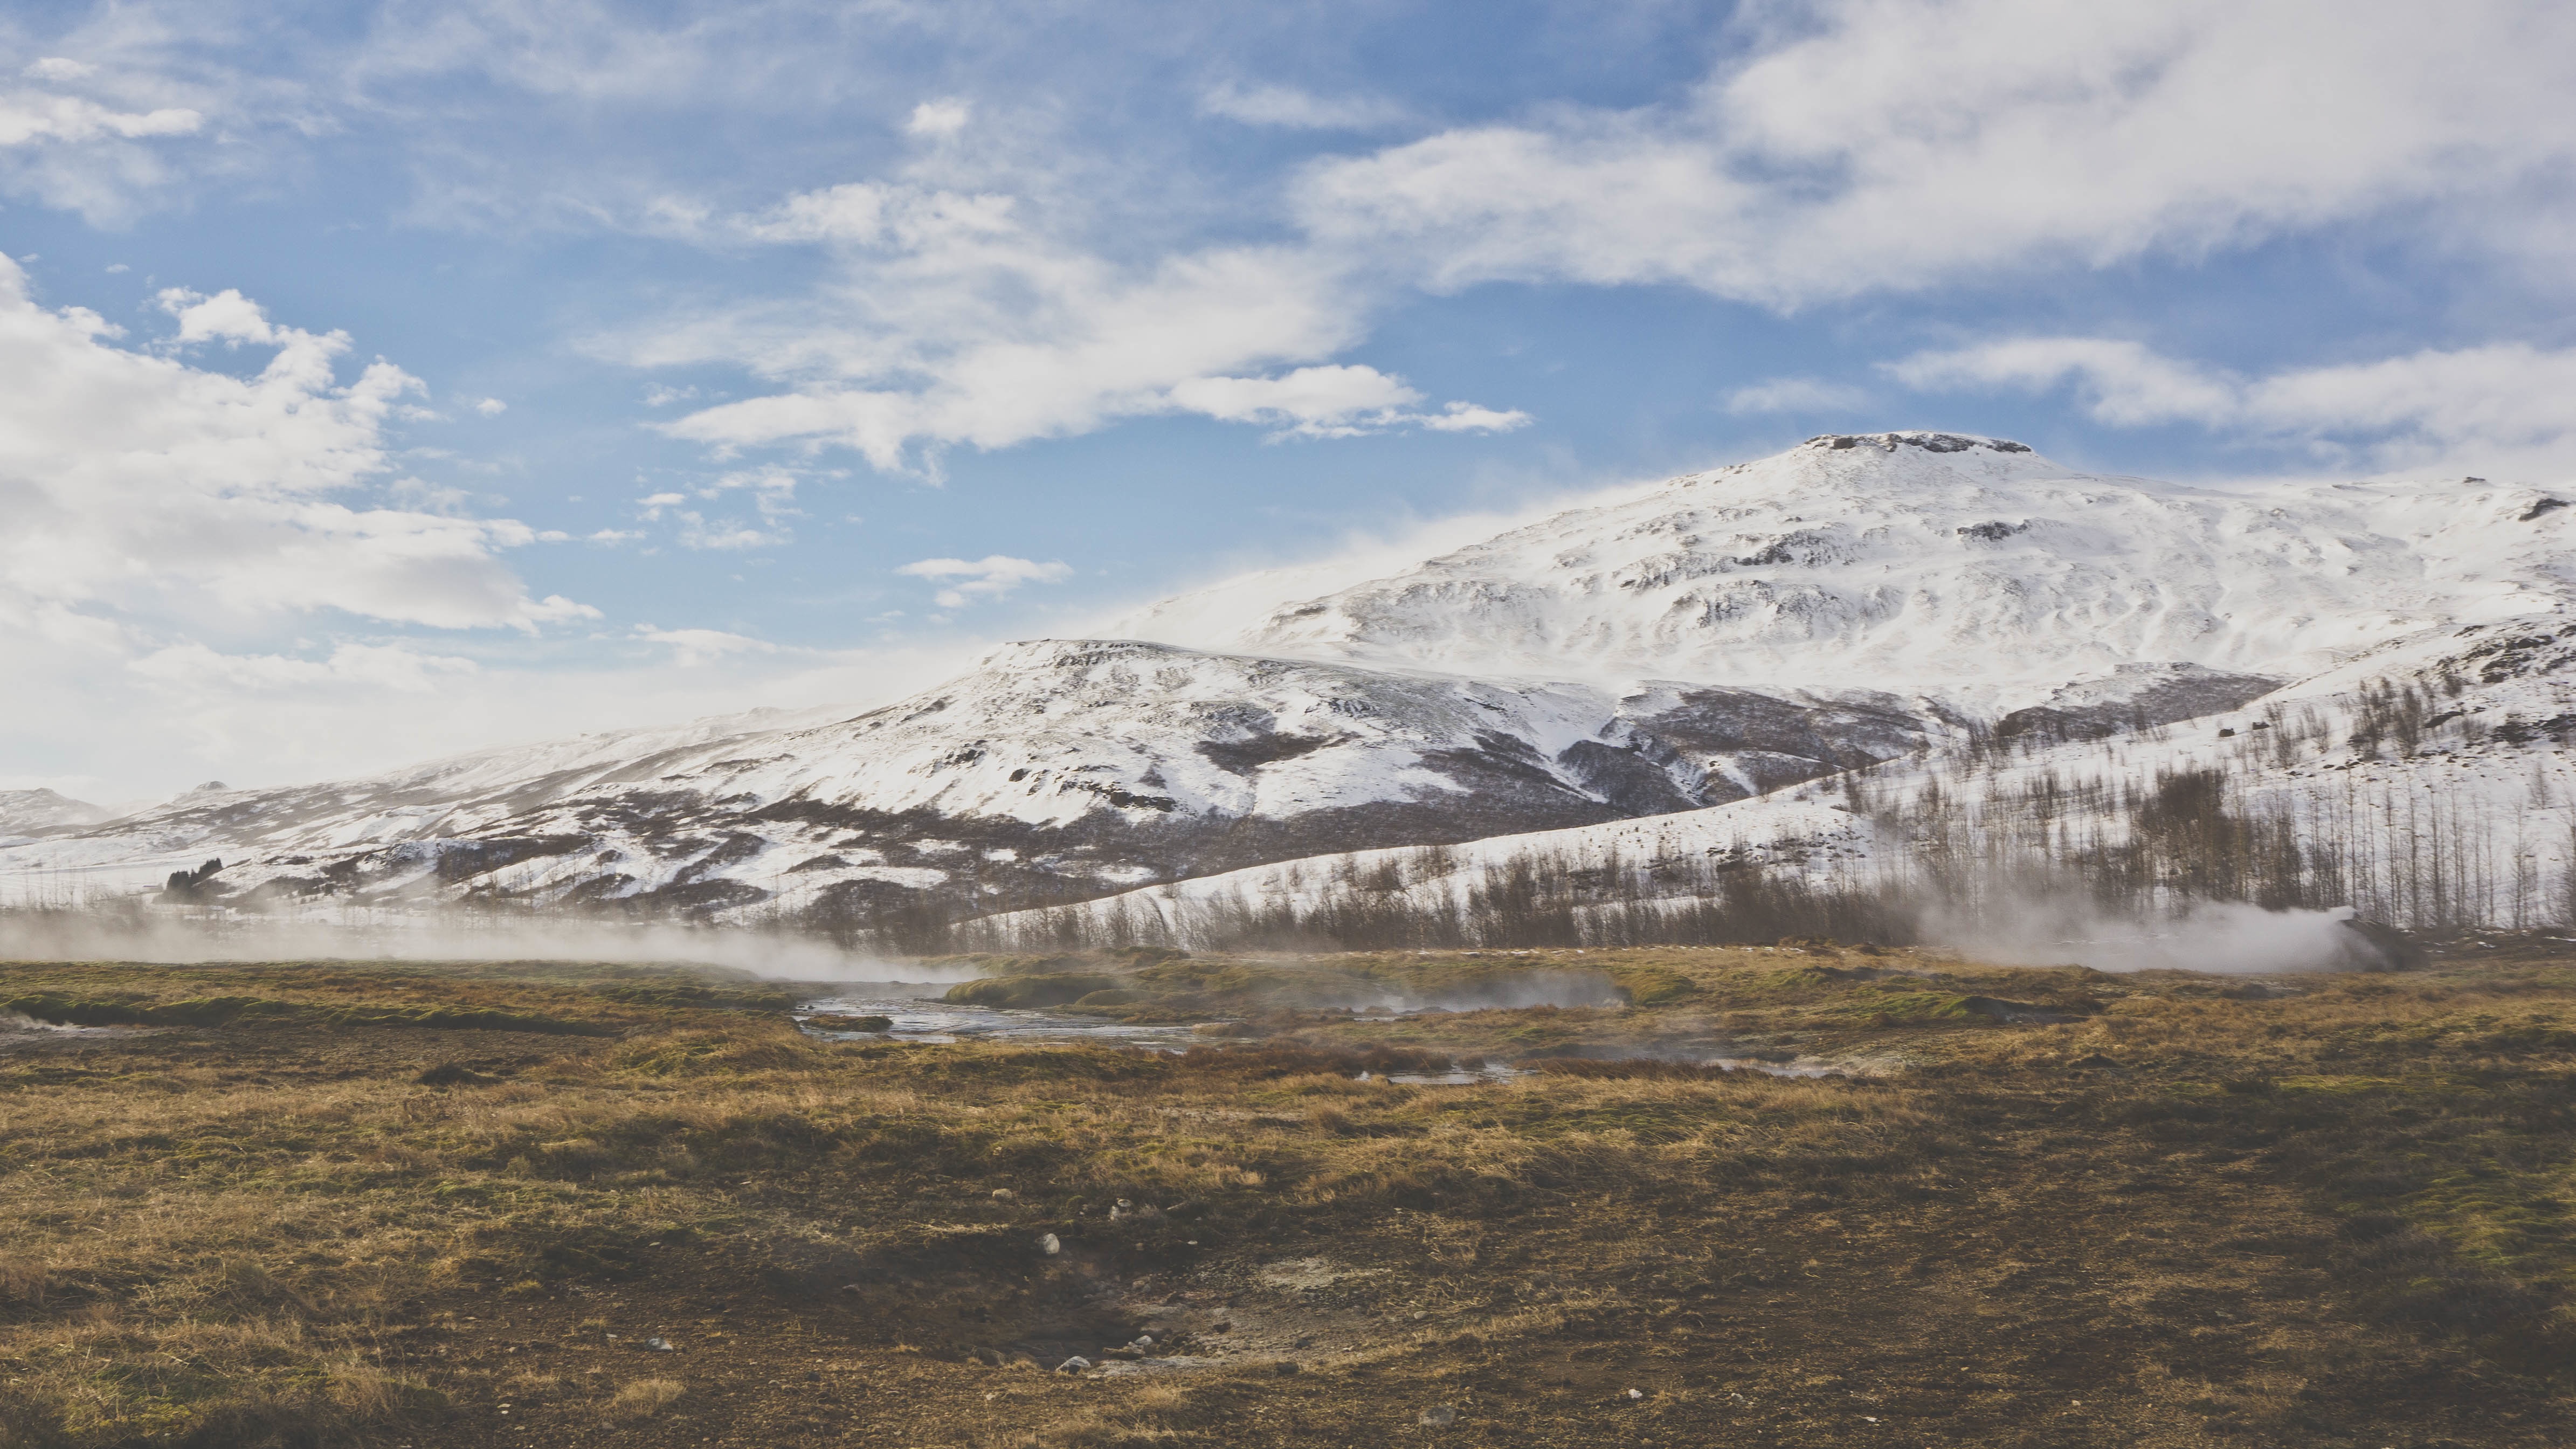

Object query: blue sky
[5,0,2575,802]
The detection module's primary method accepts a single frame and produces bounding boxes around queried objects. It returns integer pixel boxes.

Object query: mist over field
[1926,899,2401,975]
[0,908,929,981]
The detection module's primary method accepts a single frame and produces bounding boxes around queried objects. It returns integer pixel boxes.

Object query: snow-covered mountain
[8,431,2569,934]
[978,615,2576,952]
[0,789,112,841]
[1221,432,2570,708]
[0,640,1946,921]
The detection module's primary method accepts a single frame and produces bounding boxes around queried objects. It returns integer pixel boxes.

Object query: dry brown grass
[0,944,2568,1445]
[602,1377,686,1420]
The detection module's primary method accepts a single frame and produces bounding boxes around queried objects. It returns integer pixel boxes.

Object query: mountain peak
[1224,436,2566,696]
[1799,431,2033,456]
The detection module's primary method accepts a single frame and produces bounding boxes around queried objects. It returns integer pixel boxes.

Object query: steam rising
[0,908,950,981]
[1308,969,1625,1015]
[1929,898,2399,974]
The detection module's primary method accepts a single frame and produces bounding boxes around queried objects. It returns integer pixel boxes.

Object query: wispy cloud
[1723,376,1870,415]
[1168,364,1528,440]
[676,515,787,551]
[1198,82,1408,130]
[632,624,778,665]
[896,554,1073,608]
[1891,334,2576,469]
[622,180,1524,471]
[129,640,479,693]
[0,92,199,146]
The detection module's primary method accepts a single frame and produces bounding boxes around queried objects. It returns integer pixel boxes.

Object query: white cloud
[708,466,803,519]
[1891,334,2576,469]
[621,1,2576,472]
[624,180,1523,469]
[0,93,201,147]
[0,50,210,223]
[1198,82,1408,130]
[896,554,1073,608]
[632,624,778,666]
[1415,402,1532,433]
[675,513,787,551]
[473,396,507,416]
[904,98,971,137]
[1724,376,1872,415]
[1888,339,2237,426]
[129,640,480,693]
[717,181,1016,246]
[157,286,281,345]
[630,468,801,548]
[1171,364,1418,429]
[0,257,584,632]
[1296,0,2576,306]
[0,257,643,796]
[1165,363,1527,439]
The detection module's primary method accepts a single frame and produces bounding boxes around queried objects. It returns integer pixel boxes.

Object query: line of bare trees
[938,672,2576,954]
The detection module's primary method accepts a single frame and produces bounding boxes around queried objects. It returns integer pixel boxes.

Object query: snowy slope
[9,430,2571,932]
[0,789,112,842]
[1224,432,2573,710]
[0,702,857,906]
[998,612,2576,945]
[0,641,1945,921]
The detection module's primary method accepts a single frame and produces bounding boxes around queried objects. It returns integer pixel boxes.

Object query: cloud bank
[1891,336,2576,470]
[1296,0,2576,306]
[0,256,641,795]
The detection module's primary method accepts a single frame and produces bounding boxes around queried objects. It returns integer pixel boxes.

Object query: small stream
[791,987,1885,1078]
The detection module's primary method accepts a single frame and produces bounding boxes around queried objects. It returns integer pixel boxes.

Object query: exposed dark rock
[1996,665,2282,746]
[1553,739,1699,816]
[430,835,587,882]
[1197,732,1338,775]
[1618,686,1944,803]
[1806,432,2028,454]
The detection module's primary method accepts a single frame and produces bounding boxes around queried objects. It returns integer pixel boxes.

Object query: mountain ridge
[6,431,2567,936]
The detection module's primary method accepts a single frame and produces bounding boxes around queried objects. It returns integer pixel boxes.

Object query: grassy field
[1,941,2571,1447]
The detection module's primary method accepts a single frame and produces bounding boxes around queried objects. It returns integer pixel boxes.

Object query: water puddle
[1365,1063,1530,1086]
[1704,1055,1853,1078]
[791,990,1898,1079]
[793,984,1200,1048]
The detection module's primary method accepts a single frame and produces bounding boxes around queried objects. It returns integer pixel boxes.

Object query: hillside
[0,789,111,841]
[983,613,2576,960]
[6,431,2569,937]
